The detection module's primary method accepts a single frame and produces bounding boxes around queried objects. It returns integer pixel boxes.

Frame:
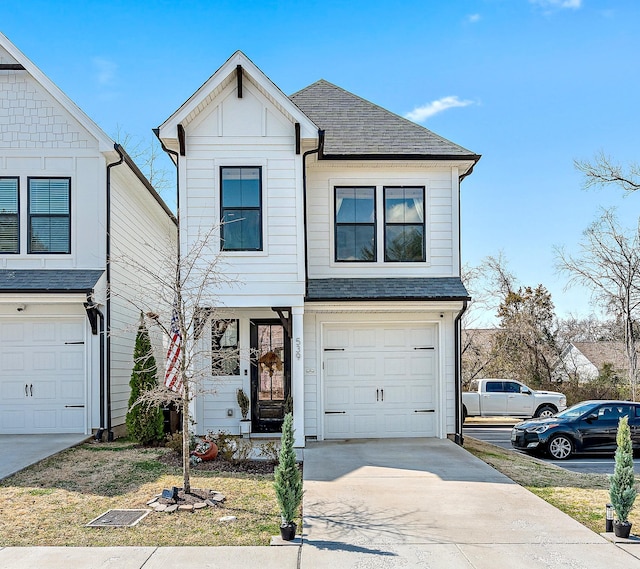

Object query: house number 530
[295,338,301,360]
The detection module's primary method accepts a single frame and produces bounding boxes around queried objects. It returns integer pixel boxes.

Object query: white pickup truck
[462,378,566,421]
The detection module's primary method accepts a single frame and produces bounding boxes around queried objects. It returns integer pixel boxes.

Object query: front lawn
[0,441,280,546]
[464,436,640,534]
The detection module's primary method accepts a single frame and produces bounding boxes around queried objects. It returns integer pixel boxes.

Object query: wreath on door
[259,350,283,377]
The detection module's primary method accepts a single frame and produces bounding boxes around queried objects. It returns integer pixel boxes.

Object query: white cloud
[404,96,474,123]
[466,13,481,23]
[529,0,582,10]
[92,57,117,86]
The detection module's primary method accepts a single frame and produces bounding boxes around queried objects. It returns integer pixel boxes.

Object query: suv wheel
[535,405,556,418]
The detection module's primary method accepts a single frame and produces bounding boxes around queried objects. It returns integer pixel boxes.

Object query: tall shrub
[126,317,165,445]
[274,413,303,525]
[610,415,637,523]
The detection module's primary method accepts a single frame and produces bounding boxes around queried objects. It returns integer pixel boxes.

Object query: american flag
[164,299,183,394]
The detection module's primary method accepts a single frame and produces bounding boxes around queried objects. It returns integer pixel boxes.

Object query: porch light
[606,503,614,532]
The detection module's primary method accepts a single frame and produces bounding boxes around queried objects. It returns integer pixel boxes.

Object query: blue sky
[2,0,639,322]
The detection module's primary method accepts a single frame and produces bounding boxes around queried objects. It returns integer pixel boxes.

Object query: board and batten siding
[178,79,305,307]
[109,165,177,428]
[305,162,458,279]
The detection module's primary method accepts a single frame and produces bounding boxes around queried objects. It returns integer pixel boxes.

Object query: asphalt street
[463,425,640,475]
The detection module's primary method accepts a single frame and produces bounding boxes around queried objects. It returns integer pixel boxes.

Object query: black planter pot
[614,520,632,539]
[280,522,297,541]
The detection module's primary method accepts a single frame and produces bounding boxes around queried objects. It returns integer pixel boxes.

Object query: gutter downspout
[302,130,324,297]
[454,300,468,446]
[106,144,125,442]
[85,296,105,441]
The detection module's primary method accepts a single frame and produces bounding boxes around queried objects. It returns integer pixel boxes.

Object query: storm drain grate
[87,509,151,528]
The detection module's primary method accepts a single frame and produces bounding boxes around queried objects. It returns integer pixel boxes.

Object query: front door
[250,320,290,433]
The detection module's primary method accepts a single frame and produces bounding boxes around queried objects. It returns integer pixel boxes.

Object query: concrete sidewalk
[1,438,639,568]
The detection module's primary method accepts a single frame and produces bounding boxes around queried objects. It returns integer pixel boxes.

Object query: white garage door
[0,318,86,434]
[323,323,438,439]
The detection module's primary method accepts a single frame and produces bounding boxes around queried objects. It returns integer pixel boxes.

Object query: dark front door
[251,320,290,433]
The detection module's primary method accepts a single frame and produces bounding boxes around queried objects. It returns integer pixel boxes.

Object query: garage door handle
[414,347,435,350]
[415,409,435,413]
[324,348,345,351]
[65,405,85,408]
[325,411,346,414]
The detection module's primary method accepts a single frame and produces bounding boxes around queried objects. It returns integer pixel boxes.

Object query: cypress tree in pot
[274,412,303,540]
[610,415,637,538]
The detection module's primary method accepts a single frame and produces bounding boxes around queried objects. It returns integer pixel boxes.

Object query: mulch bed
[159,451,277,475]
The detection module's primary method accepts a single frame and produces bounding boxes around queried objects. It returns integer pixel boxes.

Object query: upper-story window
[220,167,262,251]
[335,187,375,262]
[28,178,71,254]
[384,187,425,262]
[0,177,19,254]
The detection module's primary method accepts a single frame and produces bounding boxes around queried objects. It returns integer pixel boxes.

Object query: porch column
[292,306,305,447]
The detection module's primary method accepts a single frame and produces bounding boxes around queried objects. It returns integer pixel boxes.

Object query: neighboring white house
[555,341,628,383]
[0,33,176,438]
[157,51,480,446]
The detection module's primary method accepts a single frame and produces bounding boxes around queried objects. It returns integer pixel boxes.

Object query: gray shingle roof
[0,270,104,292]
[290,80,479,159]
[306,277,469,301]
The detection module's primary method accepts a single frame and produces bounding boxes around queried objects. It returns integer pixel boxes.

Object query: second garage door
[323,322,438,439]
[0,318,87,434]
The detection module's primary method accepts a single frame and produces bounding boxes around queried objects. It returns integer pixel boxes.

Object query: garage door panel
[383,356,406,375]
[2,352,24,370]
[325,384,350,406]
[326,356,349,376]
[353,386,376,404]
[353,329,376,348]
[0,317,86,434]
[323,322,438,439]
[33,323,56,342]
[354,357,376,376]
[1,323,24,342]
[33,351,56,370]
[353,414,377,435]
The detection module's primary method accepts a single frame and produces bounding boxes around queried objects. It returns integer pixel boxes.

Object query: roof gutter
[105,144,125,442]
[454,299,468,446]
[302,130,325,296]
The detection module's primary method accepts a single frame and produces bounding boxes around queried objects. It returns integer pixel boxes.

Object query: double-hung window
[28,178,71,254]
[0,177,19,254]
[384,187,425,262]
[211,319,240,376]
[334,187,375,262]
[220,167,262,251]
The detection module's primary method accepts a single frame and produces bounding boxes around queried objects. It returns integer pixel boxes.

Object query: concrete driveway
[0,434,88,480]
[302,438,640,568]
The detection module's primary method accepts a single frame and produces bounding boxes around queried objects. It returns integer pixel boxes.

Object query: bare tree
[113,126,173,199]
[556,210,640,399]
[575,151,640,195]
[111,227,237,493]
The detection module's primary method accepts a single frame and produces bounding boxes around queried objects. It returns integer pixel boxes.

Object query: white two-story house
[157,51,479,446]
[0,33,176,439]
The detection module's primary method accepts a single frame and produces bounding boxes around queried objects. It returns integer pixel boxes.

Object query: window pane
[385,225,424,262]
[0,178,18,253]
[336,187,374,223]
[222,209,261,250]
[336,225,375,261]
[0,215,18,253]
[30,217,70,253]
[385,187,424,223]
[222,167,260,208]
[212,319,239,376]
[29,179,70,214]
